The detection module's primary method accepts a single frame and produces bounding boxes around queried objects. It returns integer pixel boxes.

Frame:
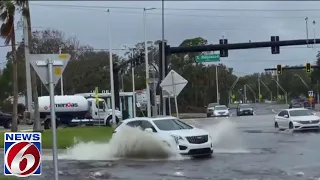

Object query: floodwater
[2,106,320,180]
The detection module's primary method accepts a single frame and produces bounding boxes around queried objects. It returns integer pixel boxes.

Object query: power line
[29,3,320,12]
[29,3,320,19]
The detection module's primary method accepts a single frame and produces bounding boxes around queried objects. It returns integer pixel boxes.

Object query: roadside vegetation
[0,126,114,149]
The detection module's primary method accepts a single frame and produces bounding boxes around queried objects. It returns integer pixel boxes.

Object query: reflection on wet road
[2,109,320,180]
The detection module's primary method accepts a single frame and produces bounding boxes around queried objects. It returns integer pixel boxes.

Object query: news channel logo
[4,132,41,177]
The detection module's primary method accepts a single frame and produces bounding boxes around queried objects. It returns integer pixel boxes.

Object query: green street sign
[196,54,220,62]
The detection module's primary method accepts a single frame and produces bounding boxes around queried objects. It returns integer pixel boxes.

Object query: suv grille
[300,120,320,124]
[186,135,208,144]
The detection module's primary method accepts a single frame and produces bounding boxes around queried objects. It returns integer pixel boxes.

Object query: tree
[0,0,18,131]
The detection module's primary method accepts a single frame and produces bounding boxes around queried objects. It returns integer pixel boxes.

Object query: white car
[211,105,230,117]
[113,116,214,157]
[274,108,320,131]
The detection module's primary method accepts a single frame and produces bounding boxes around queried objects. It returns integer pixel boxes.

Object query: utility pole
[276,67,279,100]
[258,75,261,103]
[152,53,157,116]
[59,47,64,95]
[23,15,32,112]
[244,84,247,103]
[317,80,320,104]
[216,65,219,104]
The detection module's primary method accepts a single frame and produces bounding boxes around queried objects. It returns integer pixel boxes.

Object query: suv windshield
[239,104,252,108]
[208,103,218,108]
[153,119,193,131]
[215,106,227,110]
[289,110,313,116]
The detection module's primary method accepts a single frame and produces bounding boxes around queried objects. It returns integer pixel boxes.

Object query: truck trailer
[37,95,122,129]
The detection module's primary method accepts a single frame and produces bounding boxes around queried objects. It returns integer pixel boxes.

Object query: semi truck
[36,95,122,129]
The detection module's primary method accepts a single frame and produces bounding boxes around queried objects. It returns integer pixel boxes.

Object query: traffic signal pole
[157,38,320,115]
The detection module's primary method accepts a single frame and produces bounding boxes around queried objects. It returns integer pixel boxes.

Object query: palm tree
[16,0,41,131]
[0,1,18,132]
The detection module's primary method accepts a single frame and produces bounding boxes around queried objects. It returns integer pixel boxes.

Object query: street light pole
[106,9,116,124]
[258,75,261,103]
[143,8,155,118]
[59,47,64,95]
[131,50,136,117]
[161,0,166,115]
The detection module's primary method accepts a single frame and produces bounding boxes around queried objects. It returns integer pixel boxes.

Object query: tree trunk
[11,24,18,132]
[25,1,41,131]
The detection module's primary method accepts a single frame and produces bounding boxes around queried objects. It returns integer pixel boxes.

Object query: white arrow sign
[30,54,71,91]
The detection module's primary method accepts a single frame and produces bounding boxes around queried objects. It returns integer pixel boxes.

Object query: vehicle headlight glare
[162,141,171,147]
[171,135,183,144]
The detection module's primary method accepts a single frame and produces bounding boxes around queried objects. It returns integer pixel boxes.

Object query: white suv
[113,116,213,157]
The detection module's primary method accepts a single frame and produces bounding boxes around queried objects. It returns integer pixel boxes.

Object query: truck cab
[71,98,122,126]
[34,95,122,129]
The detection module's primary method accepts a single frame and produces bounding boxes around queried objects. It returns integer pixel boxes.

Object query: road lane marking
[253,105,273,115]
[271,109,277,113]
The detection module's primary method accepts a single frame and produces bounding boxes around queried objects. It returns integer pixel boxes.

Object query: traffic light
[219,39,228,57]
[271,36,280,54]
[306,62,311,73]
[277,64,282,75]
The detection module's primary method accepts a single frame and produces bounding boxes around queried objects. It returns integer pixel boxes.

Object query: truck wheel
[106,116,119,126]
[44,119,59,130]
[3,120,11,129]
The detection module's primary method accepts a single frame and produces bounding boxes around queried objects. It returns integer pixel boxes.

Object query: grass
[0,126,114,149]
[0,176,19,180]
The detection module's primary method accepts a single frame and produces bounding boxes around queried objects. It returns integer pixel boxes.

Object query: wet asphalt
[2,103,320,180]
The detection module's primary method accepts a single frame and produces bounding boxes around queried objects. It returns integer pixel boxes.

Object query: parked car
[0,111,13,129]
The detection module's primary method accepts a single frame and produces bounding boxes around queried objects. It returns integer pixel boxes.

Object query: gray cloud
[1,1,320,76]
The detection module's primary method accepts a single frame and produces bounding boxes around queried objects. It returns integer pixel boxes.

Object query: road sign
[308,90,314,97]
[309,97,313,102]
[160,70,188,118]
[277,95,281,100]
[196,54,220,62]
[160,70,188,97]
[232,94,236,99]
[30,54,71,91]
[94,87,99,104]
[259,94,262,99]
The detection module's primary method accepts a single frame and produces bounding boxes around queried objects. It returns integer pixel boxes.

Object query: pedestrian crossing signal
[277,64,282,75]
[306,63,311,73]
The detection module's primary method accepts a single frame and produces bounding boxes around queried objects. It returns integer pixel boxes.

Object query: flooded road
[2,109,320,180]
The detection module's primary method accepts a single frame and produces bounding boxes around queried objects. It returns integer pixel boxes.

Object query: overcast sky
[1,1,320,76]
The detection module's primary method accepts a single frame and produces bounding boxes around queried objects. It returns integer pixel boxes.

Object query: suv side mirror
[284,115,289,118]
[145,128,154,133]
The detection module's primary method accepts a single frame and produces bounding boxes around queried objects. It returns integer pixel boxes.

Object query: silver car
[206,103,219,117]
[211,105,230,117]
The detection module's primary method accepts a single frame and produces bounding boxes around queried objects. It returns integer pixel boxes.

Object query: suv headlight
[162,141,171,147]
[171,135,183,144]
